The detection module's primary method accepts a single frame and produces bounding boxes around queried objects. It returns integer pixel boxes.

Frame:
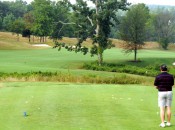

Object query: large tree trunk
[97,46,103,66]
[42,37,44,42]
[95,0,103,66]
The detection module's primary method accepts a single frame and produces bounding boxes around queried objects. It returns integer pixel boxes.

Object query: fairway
[1,48,175,73]
[0,82,175,130]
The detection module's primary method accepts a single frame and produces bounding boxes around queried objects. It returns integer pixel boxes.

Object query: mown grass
[0,82,175,130]
[1,48,175,73]
[1,31,175,85]
[1,47,175,85]
[1,32,175,130]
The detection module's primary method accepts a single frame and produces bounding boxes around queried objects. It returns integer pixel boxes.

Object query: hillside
[0,32,35,49]
[0,32,52,50]
[0,31,163,50]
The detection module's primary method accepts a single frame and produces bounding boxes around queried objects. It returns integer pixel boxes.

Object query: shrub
[83,62,159,77]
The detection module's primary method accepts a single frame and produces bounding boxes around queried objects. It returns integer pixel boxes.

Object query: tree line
[1,0,175,64]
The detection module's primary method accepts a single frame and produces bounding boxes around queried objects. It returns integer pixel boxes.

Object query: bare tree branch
[58,21,82,28]
[87,16,94,26]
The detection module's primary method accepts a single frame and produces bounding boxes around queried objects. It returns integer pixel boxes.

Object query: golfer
[154,64,174,127]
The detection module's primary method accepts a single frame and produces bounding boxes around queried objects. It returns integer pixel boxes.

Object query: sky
[1,0,175,6]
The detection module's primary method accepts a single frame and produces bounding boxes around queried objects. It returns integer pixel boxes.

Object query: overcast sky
[1,0,175,6]
[128,0,175,5]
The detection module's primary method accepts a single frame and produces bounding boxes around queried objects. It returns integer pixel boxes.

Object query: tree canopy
[55,0,130,65]
[1,0,175,63]
[119,3,150,61]
[153,8,175,49]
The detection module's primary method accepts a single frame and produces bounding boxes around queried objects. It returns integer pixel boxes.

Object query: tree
[55,0,129,65]
[11,18,25,41]
[50,1,74,40]
[2,13,16,31]
[153,8,175,49]
[32,0,54,42]
[144,13,157,41]
[9,0,28,18]
[0,1,10,30]
[119,3,149,62]
[23,11,35,42]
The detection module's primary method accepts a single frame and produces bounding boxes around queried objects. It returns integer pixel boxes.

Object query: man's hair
[160,64,168,71]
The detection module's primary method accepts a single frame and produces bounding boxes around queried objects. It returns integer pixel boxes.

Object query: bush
[83,62,159,77]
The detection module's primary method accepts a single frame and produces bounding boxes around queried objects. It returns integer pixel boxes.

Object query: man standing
[154,64,174,127]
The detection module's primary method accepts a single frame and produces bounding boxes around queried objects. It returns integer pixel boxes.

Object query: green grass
[1,48,175,73]
[1,32,175,129]
[1,48,175,85]
[1,47,175,85]
[0,82,174,130]
[0,48,96,73]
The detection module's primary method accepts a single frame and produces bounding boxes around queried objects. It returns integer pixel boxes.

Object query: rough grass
[0,71,153,85]
[0,31,164,50]
[0,33,33,50]
[0,32,88,49]
[0,82,175,130]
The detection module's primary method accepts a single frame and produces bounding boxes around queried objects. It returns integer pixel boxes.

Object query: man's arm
[154,76,159,89]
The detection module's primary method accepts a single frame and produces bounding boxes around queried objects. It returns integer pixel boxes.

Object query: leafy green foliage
[50,1,75,40]
[153,8,175,49]
[83,62,160,77]
[11,18,25,37]
[54,41,88,55]
[23,11,35,33]
[0,0,31,31]
[119,3,150,61]
[2,13,15,31]
[9,0,28,18]
[159,37,169,50]
[54,0,129,65]
[32,0,54,37]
